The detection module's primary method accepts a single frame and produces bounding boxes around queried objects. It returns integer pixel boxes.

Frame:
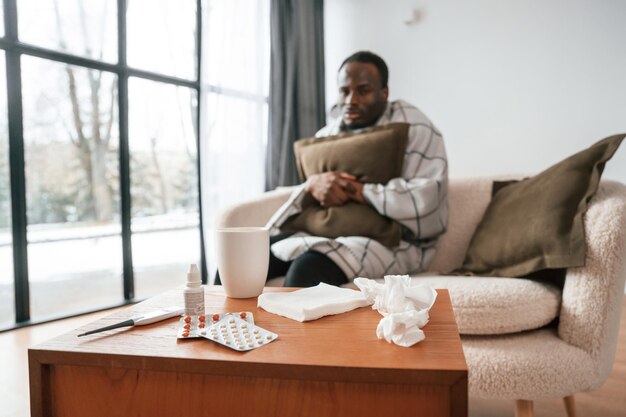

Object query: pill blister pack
[177,312,254,339]
[200,316,278,351]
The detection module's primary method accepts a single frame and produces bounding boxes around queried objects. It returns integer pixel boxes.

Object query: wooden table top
[30,287,467,385]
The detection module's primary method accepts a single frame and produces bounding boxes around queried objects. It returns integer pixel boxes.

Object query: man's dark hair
[339,51,389,89]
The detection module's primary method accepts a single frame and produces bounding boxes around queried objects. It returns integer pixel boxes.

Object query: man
[220,51,448,287]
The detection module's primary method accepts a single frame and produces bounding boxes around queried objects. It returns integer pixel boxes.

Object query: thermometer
[77,306,184,337]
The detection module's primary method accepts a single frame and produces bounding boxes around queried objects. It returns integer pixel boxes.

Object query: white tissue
[257,283,371,322]
[354,275,437,347]
[377,309,429,347]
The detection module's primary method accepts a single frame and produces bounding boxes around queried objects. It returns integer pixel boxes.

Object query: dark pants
[214,233,348,287]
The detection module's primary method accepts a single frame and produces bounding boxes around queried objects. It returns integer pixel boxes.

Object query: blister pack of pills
[201,316,278,351]
[177,312,254,339]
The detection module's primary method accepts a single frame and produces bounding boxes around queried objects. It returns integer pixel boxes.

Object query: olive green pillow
[282,123,409,247]
[294,123,409,183]
[457,133,625,277]
[282,202,401,247]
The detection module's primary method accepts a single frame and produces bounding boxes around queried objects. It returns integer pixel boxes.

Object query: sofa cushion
[409,275,562,335]
[457,134,625,277]
[330,274,561,335]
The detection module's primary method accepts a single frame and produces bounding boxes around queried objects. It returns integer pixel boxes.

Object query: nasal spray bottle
[184,264,204,316]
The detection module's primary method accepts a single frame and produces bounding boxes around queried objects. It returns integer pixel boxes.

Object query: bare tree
[150,136,169,213]
[53,0,116,222]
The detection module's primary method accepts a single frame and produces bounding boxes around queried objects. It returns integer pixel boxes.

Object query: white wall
[324,0,626,182]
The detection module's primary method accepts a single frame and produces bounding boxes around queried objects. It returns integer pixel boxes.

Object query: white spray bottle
[184,264,204,316]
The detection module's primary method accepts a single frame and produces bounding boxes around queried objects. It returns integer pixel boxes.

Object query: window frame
[0,0,206,331]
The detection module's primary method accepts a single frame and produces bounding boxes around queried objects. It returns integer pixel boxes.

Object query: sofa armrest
[214,187,296,228]
[558,181,626,386]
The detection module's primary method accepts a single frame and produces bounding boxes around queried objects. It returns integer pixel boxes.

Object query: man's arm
[342,125,448,241]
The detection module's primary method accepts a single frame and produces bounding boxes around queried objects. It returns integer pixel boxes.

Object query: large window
[0,0,203,329]
[21,58,123,320]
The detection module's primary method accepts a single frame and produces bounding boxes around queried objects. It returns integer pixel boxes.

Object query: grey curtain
[266,0,326,190]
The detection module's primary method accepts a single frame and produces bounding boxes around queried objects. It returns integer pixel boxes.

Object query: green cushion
[294,123,409,183]
[282,123,409,247]
[281,202,401,247]
[458,134,625,277]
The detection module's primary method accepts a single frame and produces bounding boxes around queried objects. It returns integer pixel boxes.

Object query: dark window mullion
[0,39,200,90]
[196,0,207,284]
[118,0,133,301]
[204,84,268,104]
[5,0,30,323]
[127,66,198,90]
[0,38,120,73]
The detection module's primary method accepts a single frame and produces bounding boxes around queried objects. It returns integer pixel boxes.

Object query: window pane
[18,0,117,62]
[202,92,266,281]
[22,57,122,320]
[127,0,197,80]
[129,78,200,299]
[0,52,13,327]
[204,0,270,95]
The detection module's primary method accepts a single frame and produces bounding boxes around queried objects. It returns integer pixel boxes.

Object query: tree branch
[103,81,116,147]
[87,68,102,145]
[66,66,87,146]
[52,0,68,51]
[38,91,80,146]
[77,0,93,57]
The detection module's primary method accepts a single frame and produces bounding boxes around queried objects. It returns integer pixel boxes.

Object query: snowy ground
[0,218,201,326]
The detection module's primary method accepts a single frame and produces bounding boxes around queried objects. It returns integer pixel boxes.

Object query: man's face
[337,62,389,130]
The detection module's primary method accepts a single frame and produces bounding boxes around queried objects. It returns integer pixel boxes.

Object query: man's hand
[339,173,366,204]
[305,172,366,207]
[305,172,352,207]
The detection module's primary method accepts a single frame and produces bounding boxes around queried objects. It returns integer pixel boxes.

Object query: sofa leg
[515,399,534,417]
[563,395,576,417]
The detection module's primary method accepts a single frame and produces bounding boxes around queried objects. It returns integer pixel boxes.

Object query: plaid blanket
[266,100,448,280]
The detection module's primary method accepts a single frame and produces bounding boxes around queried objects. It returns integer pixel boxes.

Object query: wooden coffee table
[29,287,467,417]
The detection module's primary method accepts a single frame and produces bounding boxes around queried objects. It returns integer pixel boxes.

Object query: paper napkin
[257,283,371,322]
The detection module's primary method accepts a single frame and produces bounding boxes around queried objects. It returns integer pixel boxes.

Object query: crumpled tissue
[353,275,437,347]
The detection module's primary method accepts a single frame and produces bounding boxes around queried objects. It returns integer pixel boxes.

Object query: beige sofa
[215,176,626,417]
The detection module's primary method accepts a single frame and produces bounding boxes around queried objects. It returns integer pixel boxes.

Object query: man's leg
[283,250,348,287]
[214,233,293,285]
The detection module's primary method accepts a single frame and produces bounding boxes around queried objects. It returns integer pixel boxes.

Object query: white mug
[215,227,269,298]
